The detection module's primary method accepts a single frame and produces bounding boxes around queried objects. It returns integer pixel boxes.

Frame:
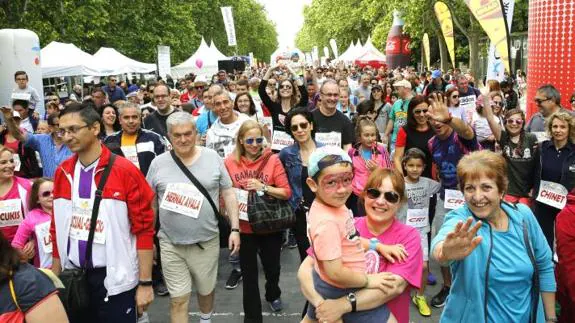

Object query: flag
[220,7,237,46]
[434,2,456,68]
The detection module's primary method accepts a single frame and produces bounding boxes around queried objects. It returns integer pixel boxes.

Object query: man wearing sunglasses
[526,84,575,133]
[102,76,126,103]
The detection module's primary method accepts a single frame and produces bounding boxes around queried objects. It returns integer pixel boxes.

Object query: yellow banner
[423,33,431,70]
[434,2,455,68]
[464,0,510,73]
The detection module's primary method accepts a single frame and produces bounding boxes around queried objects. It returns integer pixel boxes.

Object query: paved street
[147,247,444,322]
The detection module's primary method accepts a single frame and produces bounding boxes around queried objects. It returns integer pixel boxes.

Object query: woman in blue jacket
[431,150,557,323]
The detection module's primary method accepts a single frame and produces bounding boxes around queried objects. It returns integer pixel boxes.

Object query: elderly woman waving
[431,150,557,323]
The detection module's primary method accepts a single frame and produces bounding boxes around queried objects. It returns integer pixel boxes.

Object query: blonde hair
[233,120,265,163]
[546,111,575,143]
[457,150,508,194]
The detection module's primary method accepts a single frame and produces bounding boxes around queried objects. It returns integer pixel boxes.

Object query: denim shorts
[306,270,391,323]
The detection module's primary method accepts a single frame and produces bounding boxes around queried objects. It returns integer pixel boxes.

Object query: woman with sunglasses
[370,84,392,140]
[279,108,322,261]
[445,87,467,123]
[298,168,422,323]
[470,92,504,151]
[431,150,556,323]
[224,120,292,320]
[482,94,538,206]
[260,64,308,142]
[11,178,53,269]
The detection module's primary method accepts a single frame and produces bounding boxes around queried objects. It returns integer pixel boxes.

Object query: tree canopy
[0,0,278,65]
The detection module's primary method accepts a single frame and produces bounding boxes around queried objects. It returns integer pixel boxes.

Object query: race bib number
[70,198,106,244]
[365,250,380,274]
[536,180,567,209]
[406,208,429,228]
[271,130,294,151]
[532,132,549,143]
[13,154,21,172]
[235,188,249,221]
[121,146,140,169]
[11,92,31,101]
[0,199,23,228]
[160,183,204,218]
[34,221,52,254]
[444,189,465,210]
[459,95,477,123]
[315,132,342,148]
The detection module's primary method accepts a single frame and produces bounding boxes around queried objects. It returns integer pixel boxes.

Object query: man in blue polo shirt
[102,76,126,103]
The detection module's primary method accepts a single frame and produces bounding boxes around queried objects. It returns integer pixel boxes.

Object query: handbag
[247,153,295,233]
[170,150,230,248]
[58,154,116,318]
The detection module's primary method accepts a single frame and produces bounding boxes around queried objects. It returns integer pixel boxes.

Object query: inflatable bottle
[385,10,412,69]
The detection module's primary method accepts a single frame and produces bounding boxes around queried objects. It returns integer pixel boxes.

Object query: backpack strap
[9,271,20,311]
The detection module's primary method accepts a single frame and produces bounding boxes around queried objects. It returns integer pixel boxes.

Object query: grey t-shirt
[146,147,232,244]
[527,108,575,132]
[397,177,441,233]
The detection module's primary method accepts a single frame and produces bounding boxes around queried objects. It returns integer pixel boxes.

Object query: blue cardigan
[431,202,556,323]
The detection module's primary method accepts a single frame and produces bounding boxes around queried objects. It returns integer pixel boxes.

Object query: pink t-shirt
[0,178,29,242]
[11,208,53,268]
[308,200,366,288]
[354,217,423,323]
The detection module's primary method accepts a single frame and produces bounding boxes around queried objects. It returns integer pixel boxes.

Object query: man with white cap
[385,79,413,153]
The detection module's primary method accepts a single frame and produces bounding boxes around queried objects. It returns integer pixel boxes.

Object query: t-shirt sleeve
[218,154,233,189]
[11,217,34,249]
[395,127,407,148]
[388,105,396,121]
[312,220,343,261]
[125,165,155,250]
[13,265,57,313]
[145,158,159,192]
[386,227,423,289]
[426,178,442,195]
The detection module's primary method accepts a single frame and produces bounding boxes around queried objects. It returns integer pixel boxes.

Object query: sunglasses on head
[291,122,309,132]
[244,137,264,145]
[366,188,400,204]
[40,190,53,198]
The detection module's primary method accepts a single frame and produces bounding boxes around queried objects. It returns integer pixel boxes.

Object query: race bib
[121,146,140,169]
[13,154,21,172]
[70,198,106,244]
[271,130,294,151]
[406,208,429,228]
[0,199,23,228]
[34,221,52,254]
[261,116,273,130]
[365,250,380,274]
[536,180,567,209]
[444,189,465,210]
[235,188,249,221]
[11,92,31,101]
[532,132,549,143]
[315,132,342,148]
[160,183,204,218]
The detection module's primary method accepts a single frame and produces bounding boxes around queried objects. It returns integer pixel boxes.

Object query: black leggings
[294,206,311,262]
[532,201,560,251]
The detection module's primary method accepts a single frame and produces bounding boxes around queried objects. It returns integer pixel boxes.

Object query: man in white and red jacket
[50,102,155,322]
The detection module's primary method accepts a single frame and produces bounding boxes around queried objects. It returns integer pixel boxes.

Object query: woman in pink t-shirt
[11,178,54,268]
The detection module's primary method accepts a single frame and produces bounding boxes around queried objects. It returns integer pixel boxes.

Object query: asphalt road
[146,247,444,323]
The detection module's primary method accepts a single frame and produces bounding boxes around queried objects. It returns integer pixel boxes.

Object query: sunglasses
[506,118,524,125]
[290,122,309,132]
[491,101,503,106]
[280,85,292,90]
[451,95,459,99]
[40,190,53,198]
[244,137,264,145]
[365,188,400,204]
[195,86,205,90]
[413,109,428,115]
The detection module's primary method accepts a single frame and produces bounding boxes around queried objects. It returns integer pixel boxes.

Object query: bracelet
[138,280,153,286]
[369,238,379,251]
[231,228,240,233]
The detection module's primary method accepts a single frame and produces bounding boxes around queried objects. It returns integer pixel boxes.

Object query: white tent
[361,36,386,58]
[93,47,156,74]
[336,41,356,62]
[171,37,227,78]
[41,41,111,77]
[208,40,231,61]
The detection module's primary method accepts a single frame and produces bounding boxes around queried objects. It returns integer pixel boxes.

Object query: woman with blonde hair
[532,111,575,250]
[223,120,292,321]
[431,150,556,322]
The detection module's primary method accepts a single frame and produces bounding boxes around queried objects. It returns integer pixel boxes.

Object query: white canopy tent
[92,47,156,74]
[208,40,231,61]
[335,41,357,62]
[41,41,112,78]
[361,36,385,58]
[171,37,228,78]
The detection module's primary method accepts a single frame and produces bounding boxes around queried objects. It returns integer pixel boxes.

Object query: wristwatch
[262,185,268,193]
[231,228,240,233]
[347,292,357,312]
[138,280,153,287]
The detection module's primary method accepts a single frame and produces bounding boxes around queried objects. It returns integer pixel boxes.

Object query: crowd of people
[0,63,574,323]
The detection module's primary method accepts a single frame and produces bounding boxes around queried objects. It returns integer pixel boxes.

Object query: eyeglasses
[244,137,264,145]
[195,86,205,90]
[109,79,117,82]
[280,85,292,90]
[57,125,90,136]
[290,122,309,132]
[451,95,459,99]
[491,101,503,106]
[534,97,550,105]
[413,109,428,115]
[506,118,524,125]
[40,190,53,198]
[365,188,400,204]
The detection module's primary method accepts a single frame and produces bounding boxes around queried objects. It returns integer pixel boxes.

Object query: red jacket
[556,203,575,321]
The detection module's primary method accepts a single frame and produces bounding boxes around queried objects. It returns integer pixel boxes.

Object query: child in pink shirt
[11,178,54,268]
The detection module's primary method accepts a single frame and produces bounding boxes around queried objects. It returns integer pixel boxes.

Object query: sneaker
[268,298,283,312]
[427,272,437,286]
[412,295,431,317]
[153,281,169,296]
[431,286,450,308]
[225,270,242,289]
[287,233,298,249]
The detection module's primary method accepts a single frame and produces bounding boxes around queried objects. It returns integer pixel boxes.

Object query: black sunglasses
[366,188,400,204]
[40,190,53,198]
[290,122,309,132]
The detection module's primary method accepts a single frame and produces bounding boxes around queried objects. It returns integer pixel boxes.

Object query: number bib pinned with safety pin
[160,183,204,218]
[536,180,567,209]
[444,189,465,210]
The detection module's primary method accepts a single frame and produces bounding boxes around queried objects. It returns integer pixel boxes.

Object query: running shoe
[431,286,450,308]
[225,269,242,289]
[427,272,437,285]
[412,295,432,317]
[287,232,298,249]
[269,298,283,312]
[153,280,169,296]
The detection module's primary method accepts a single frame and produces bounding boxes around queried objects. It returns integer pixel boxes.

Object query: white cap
[393,79,412,89]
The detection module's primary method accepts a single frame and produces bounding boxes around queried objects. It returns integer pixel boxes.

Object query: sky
[256,0,311,49]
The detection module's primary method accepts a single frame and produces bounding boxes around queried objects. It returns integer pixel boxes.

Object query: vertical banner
[527,0,575,118]
[312,46,319,65]
[486,0,515,81]
[220,6,237,46]
[157,45,171,79]
[433,2,456,68]
[323,47,330,58]
[423,33,431,70]
[248,52,254,67]
[329,39,339,58]
[464,0,511,74]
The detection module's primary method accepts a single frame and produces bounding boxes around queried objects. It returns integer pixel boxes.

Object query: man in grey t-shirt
[527,84,575,133]
[146,112,240,323]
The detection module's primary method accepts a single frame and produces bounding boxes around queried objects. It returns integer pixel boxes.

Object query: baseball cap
[431,70,442,79]
[308,146,353,178]
[393,79,412,89]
